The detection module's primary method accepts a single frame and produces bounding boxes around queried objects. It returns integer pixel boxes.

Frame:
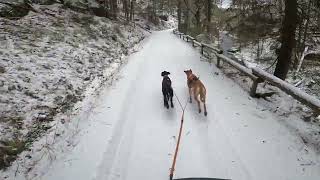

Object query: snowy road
[15,30,320,180]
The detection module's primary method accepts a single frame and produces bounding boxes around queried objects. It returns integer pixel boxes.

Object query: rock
[67,83,73,90]
[111,35,117,41]
[8,85,16,91]
[54,95,63,104]
[37,113,47,121]
[303,115,312,122]
[76,68,83,73]
[90,7,108,18]
[64,94,78,104]
[76,59,84,64]
[84,76,90,81]
[21,76,30,83]
[159,15,168,21]
[24,90,38,99]
[42,64,51,70]
[0,3,30,18]
[0,66,5,74]
[42,125,51,131]
[17,121,23,129]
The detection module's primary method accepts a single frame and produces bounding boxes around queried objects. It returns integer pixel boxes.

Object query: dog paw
[171,104,174,108]
[198,110,201,113]
[204,112,207,116]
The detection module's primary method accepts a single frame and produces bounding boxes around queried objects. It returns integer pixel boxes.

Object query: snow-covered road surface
[7,30,320,180]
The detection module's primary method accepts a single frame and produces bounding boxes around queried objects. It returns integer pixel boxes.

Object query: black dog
[161,71,174,109]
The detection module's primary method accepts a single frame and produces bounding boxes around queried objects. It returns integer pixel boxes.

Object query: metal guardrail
[173,29,320,115]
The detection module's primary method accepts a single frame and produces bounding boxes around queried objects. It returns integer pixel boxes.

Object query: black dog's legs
[170,96,174,108]
[163,93,169,109]
[169,89,174,108]
[166,95,170,109]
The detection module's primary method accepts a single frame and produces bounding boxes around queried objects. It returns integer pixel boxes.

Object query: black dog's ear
[161,71,170,76]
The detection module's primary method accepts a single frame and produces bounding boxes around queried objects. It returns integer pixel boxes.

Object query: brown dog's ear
[189,69,192,73]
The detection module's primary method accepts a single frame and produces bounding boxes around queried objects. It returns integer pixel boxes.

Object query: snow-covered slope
[2,30,319,180]
[0,3,147,169]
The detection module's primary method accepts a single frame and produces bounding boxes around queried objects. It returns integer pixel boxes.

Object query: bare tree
[274,0,298,80]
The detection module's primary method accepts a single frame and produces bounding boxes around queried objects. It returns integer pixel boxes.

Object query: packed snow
[1,30,320,180]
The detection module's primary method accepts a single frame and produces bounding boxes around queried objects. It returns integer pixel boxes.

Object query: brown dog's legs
[203,103,207,116]
[195,94,201,113]
[200,93,207,116]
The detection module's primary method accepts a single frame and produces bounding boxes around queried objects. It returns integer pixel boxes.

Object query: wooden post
[216,54,221,68]
[249,79,260,97]
[192,40,195,47]
[186,36,189,42]
[201,44,204,54]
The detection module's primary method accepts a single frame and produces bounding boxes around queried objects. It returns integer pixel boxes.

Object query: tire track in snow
[94,53,147,180]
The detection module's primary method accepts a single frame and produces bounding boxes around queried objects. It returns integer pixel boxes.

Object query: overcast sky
[221,0,232,9]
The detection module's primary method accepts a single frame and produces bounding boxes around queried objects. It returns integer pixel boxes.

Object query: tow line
[169,92,188,180]
[169,92,231,180]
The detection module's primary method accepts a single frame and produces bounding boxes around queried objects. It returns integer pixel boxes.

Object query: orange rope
[170,93,188,180]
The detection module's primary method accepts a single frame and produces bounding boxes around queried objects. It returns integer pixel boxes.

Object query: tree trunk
[109,0,118,19]
[123,0,129,21]
[194,1,201,30]
[295,19,303,68]
[301,0,312,56]
[206,0,212,33]
[130,0,135,21]
[318,11,320,28]
[184,0,190,33]
[177,0,182,31]
[273,0,298,80]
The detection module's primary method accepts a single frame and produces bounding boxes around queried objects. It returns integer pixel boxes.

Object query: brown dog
[184,69,207,116]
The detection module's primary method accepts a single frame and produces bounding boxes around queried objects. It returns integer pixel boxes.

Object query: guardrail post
[249,78,263,97]
[192,40,195,47]
[201,44,204,55]
[216,54,221,68]
[179,34,182,38]
[186,36,189,42]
